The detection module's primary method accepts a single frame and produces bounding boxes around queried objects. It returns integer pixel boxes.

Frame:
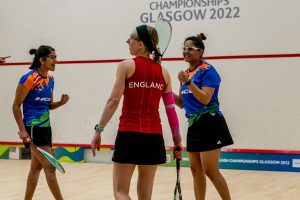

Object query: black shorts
[112,131,166,165]
[187,112,233,152]
[24,126,52,148]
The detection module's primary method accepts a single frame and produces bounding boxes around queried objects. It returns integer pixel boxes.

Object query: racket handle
[175,147,181,170]
[174,147,181,170]
[176,158,180,170]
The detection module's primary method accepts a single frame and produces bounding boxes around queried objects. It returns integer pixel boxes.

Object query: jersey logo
[128,81,164,90]
[35,97,51,102]
[181,89,192,94]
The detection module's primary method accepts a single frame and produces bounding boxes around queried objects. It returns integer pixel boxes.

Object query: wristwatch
[184,79,192,86]
[94,124,104,133]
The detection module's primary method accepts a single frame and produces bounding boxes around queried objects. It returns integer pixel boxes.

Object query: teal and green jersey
[181,61,222,126]
[19,69,54,127]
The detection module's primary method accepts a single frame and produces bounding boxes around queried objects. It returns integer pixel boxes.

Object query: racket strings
[37,146,65,174]
[155,18,172,57]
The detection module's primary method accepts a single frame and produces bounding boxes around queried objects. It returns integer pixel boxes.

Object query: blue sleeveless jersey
[19,70,54,127]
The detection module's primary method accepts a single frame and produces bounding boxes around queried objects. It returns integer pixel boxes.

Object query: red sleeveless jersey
[118,56,166,134]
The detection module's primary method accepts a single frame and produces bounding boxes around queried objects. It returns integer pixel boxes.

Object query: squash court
[0,159,299,200]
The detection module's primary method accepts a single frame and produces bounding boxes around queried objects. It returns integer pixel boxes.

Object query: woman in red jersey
[91,25,183,200]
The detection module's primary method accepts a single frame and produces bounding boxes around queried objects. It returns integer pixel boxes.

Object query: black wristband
[184,79,192,86]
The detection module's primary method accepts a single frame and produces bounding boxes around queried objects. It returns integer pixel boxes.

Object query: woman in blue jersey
[174,33,233,200]
[12,45,69,200]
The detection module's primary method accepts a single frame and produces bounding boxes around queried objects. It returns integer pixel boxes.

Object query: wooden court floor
[0,159,299,200]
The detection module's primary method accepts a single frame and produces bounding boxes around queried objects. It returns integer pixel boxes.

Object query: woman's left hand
[178,70,189,84]
[59,94,70,105]
[173,145,183,160]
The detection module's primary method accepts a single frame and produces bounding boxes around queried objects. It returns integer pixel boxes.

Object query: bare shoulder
[119,59,134,67]
[118,59,135,78]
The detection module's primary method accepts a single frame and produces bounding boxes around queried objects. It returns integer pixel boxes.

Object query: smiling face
[182,40,203,65]
[40,50,57,72]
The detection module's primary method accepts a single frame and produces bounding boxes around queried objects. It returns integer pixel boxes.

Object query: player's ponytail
[29,45,55,70]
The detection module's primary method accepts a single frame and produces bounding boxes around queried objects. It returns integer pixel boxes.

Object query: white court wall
[0,0,299,150]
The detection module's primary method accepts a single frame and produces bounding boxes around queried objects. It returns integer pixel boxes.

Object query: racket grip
[175,147,181,170]
[174,147,182,164]
[176,158,180,170]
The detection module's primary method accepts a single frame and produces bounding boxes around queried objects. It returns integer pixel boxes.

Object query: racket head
[37,147,66,174]
[155,18,172,57]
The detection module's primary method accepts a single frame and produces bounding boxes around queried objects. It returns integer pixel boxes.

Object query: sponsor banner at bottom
[219,152,300,172]
[2,144,300,172]
[164,150,300,172]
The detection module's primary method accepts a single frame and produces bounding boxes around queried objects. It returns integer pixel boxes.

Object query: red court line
[204,53,300,60]
[1,141,300,154]
[1,53,300,66]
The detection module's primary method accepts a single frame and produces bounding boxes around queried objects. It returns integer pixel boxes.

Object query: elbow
[49,102,55,110]
[12,103,16,111]
[174,99,184,109]
[202,100,210,106]
[107,97,120,107]
[178,101,184,109]
[201,97,212,106]
[175,103,183,109]
[12,102,19,112]
[177,104,184,109]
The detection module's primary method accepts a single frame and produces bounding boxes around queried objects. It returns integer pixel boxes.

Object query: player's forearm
[187,83,211,105]
[12,104,26,132]
[98,97,120,128]
[173,92,183,108]
[163,92,182,145]
[49,101,63,110]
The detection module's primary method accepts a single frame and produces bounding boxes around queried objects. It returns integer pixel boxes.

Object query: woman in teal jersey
[174,33,233,200]
[12,45,69,200]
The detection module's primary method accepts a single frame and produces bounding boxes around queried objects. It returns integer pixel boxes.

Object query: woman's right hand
[173,144,183,160]
[18,130,31,143]
[91,132,101,157]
